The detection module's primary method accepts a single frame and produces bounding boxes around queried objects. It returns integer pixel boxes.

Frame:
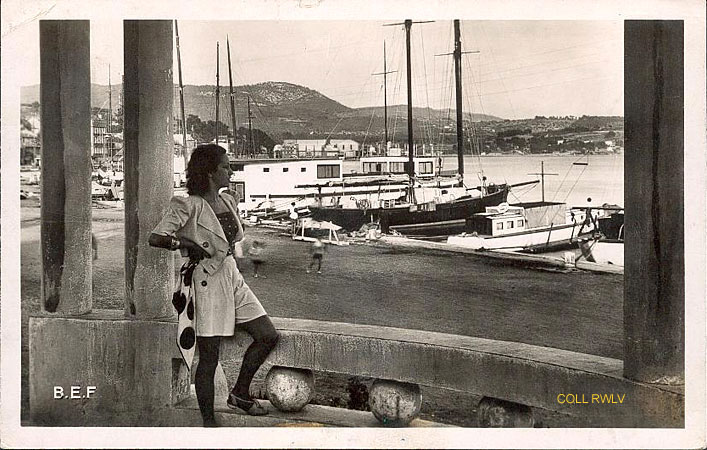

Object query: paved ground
[19,199,623,426]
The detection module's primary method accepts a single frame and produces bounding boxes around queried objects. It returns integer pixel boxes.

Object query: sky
[14,19,623,120]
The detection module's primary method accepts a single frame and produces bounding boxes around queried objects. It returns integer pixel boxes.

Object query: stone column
[39,20,92,315]
[624,21,684,384]
[123,21,175,319]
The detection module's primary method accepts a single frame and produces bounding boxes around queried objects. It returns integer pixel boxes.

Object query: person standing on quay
[288,202,299,236]
[307,237,325,274]
[149,144,279,427]
[248,239,266,278]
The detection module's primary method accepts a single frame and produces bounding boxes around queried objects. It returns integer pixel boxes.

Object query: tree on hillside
[186,114,231,142]
[235,127,276,157]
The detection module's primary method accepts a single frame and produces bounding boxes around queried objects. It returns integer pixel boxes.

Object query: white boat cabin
[466,202,587,237]
[229,157,344,212]
[228,156,447,214]
[467,205,527,237]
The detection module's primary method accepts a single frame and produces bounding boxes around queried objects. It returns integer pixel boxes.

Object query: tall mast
[528,160,558,203]
[373,42,396,155]
[108,65,112,161]
[227,36,238,158]
[437,20,478,183]
[454,20,464,182]
[246,94,254,156]
[384,19,432,201]
[215,42,220,142]
[384,42,389,150]
[405,19,414,181]
[175,21,187,158]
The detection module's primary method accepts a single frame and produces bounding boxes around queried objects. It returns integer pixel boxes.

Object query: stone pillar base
[29,311,186,426]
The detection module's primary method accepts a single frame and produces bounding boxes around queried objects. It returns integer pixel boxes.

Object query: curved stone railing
[29,311,683,427]
[220,317,684,427]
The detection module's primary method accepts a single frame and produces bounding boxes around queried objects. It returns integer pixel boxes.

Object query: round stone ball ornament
[368,379,422,426]
[265,366,315,412]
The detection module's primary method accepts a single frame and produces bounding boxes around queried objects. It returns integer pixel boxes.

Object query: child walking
[248,240,266,278]
[307,238,325,274]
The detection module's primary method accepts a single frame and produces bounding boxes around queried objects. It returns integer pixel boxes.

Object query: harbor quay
[22,20,685,432]
[22,201,677,428]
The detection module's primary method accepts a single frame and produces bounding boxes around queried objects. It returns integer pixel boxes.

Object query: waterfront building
[283,138,360,158]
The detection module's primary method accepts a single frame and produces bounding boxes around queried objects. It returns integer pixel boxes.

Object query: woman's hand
[180,237,211,261]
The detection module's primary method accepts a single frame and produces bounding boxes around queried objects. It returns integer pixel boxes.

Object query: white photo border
[1,0,705,448]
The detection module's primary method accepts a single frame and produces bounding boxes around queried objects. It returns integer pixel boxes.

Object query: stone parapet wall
[29,310,683,427]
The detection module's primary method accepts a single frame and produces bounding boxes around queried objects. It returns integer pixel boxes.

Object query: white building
[283,139,360,158]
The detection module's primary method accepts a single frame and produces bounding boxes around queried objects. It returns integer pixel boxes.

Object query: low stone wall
[29,310,683,427]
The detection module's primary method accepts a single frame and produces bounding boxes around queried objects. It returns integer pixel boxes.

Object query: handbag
[172,259,198,369]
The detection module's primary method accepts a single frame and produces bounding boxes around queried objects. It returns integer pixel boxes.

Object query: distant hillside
[21,81,502,141]
[350,105,500,123]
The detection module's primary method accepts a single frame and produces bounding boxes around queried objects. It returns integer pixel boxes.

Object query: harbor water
[346,154,624,209]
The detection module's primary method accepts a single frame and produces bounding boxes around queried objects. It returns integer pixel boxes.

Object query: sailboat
[310,19,516,235]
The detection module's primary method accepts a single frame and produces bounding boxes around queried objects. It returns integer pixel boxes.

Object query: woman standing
[149,144,279,427]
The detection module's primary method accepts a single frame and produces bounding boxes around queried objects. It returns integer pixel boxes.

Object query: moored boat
[309,182,506,234]
[229,154,452,216]
[578,207,624,266]
[447,201,596,251]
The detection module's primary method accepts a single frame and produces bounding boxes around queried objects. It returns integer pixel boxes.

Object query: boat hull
[383,187,508,236]
[309,185,509,234]
[579,239,624,266]
[447,221,593,252]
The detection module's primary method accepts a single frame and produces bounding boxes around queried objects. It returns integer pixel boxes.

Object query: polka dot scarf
[173,259,198,369]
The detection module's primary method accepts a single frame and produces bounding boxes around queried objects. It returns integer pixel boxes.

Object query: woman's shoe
[226,393,268,416]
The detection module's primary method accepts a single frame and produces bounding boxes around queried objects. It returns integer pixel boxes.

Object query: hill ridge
[21,80,505,139]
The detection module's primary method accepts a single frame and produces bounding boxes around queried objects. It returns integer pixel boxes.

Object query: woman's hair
[186,144,226,195]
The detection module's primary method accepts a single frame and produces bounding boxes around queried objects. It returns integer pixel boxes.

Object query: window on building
[263,168,270,173]
[230,163,244,172]
[301,167,306,172]
[317,164,340,179]
[390,162,405,173]
[496,222,504,231]
[419,162,433,174]
[517,219,524,227]
[283,167,289,172]
[508,221,515,229]
[362,162,376,173]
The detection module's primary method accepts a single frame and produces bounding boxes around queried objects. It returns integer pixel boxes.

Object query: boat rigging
[227,36,238,157]
[372,41,397,151]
